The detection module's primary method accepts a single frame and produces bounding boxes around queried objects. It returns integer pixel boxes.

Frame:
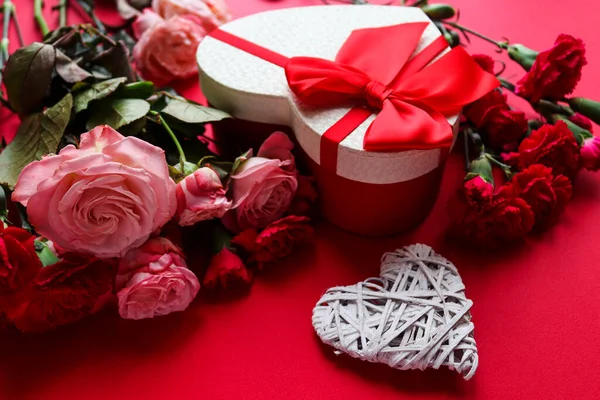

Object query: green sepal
[508,44,539,71]
[464,155,494,185]
[568,97,600,126]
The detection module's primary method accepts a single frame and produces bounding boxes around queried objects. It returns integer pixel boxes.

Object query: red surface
[2,1,600,399]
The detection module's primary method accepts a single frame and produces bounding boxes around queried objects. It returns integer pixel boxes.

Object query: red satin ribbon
[209,22,498,172]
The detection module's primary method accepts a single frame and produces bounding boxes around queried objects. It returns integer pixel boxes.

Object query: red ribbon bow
[284,22,499,152]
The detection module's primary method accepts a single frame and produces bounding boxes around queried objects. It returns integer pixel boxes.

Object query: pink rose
[152,0,231,33]
[224,132,298,231]
[580,136,600,171]
[176,167,232,226]
[116,237,200,320]
[133,10,207,87]
[12,125,176,258]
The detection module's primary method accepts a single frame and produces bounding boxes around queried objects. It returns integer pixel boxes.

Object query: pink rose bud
[133,12,207,87]
[224,132,298,232]
[12,125,176,258]
[116,237,200,320]
[580,136,600,171]
[203,247,252,290]
[152,0,231,33]
[176,167,232,227]
[132,8,163,39]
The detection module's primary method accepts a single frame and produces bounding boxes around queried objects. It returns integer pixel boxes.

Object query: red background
[2,1,600,399]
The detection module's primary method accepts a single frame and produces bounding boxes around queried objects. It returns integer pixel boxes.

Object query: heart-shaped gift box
[196,5,496,236]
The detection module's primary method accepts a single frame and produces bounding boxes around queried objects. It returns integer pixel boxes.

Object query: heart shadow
[314,338,473,396]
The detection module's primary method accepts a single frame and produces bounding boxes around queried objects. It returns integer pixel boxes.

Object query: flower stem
[1,0,12,63]
[58,0,67,27]
[74,0,106,33]
[444,21,508,50]
[33,0,49,37]
[150,111,187,171]
[11,4,23,47]
[485,153,513,178]
[462,129,470,170]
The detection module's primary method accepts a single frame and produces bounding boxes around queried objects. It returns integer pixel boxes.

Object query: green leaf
[73,77,127,113]
[55,49,93,83]
[4,42,56,115]
[86,98,150,130]
[92,42,136,83]
[0,93,73,188]
[114,81,155,99]
[161,97,231,124]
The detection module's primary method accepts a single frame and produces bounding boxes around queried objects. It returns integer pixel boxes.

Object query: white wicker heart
[312,244,477,380]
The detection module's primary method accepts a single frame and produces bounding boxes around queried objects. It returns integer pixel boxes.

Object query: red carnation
[518,121,580,178]
[0,225,42,292]
[232,216,314,268]
[509,164,572,230]
[203,247,252,290]
[4,252,117,333]
[449,186,534,249]
[472,54,495,74]
[463,176,494,207]
[464,90,528,150]
[515,34,587,103]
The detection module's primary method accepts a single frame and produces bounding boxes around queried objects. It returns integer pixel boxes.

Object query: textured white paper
[197,5,459,184]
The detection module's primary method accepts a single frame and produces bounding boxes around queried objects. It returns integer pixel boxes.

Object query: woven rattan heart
[312,244,477,379]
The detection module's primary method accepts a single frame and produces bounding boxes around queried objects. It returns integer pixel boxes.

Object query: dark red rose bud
[569,113,594,132]
[203,247,252,291]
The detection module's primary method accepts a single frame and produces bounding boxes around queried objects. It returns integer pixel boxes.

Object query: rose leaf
[0,93,73,188]
[161,97,231,124]
[86,98,150,130]
[114,81,155,100]
[55,50,93,83]
[73,77,127,113]
[4,42,56,115]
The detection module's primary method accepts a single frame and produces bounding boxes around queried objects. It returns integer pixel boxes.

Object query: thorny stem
[34,0,50,36]
[150,110,187,171]
[444,21,508,50]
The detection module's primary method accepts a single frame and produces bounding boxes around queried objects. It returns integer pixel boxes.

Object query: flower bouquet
[1,0,600,333]
[0,0,315,332]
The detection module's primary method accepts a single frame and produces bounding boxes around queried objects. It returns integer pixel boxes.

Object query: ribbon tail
[363,100,453,152]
